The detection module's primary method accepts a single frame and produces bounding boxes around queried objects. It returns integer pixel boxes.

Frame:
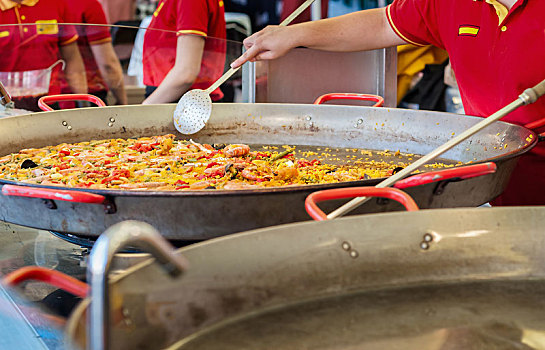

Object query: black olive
[205,185,216,189]
[21,159,38,169]
[392,167,404,174]
[213,143,226,150]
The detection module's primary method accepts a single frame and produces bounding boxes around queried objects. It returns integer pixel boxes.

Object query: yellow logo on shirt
[458,25,480,37]
[0,31,9,38]
[36,20,59,35]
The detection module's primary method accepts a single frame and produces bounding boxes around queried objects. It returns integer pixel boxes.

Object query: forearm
[142,35,204,105]
[99,63,127,104]
[60,43,88,94]
[142,69,194,104]
[92,43,128,104]
[64,56,88,94]
[291,8,403,52]
[232,8,405,68]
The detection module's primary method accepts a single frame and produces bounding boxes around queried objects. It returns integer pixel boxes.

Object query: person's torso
[0,0,78,95]
[434,0,545,129]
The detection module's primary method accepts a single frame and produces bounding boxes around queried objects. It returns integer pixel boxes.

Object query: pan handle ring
[3,266,89,298]
[305,187,418,221]
[313,93,384,107]
[38,94,106,112]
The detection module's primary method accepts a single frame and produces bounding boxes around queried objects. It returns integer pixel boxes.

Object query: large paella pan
[0,102,538,240]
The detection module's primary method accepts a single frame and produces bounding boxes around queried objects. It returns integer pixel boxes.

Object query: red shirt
[60,0,111,94]
[143,0,226,101]
[0,0,78,94]
[387,0,545,205]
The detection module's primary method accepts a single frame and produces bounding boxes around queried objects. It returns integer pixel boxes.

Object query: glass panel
[0,23,244,112]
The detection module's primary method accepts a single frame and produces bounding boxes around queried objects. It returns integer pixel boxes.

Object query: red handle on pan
[38,94,106,112]
[3,266,89,298]
[393,162,497,189]
[305,187,419,221]
[2,184,106,204]
[313,93,385,107]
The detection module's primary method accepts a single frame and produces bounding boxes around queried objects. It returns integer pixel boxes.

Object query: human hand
[231,25,299,69]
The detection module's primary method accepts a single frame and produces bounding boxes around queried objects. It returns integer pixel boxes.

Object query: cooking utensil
[0,81,12,107]
[65,205,545,349]
[173,0,317,135]
[327,77,545,219]
[0,102,540,240]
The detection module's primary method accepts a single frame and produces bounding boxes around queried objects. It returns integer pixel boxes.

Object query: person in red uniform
[0,0,87,110]
[232,0,545,206]
[142,0,226,104]
[60,0,127,105]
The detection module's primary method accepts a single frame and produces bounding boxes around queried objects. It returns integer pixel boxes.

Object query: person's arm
[60,42,88,94]
[142,34,205,104]
[90,42,128,104]
[232,8,406,68]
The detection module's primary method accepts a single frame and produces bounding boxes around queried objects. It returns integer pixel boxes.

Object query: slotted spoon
[173,0,316,134]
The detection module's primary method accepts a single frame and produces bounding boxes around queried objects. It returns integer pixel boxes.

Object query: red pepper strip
[206,162,219,169]
[58,149,70,156]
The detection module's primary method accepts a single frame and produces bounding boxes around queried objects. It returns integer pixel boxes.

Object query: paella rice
[0,134,444,190]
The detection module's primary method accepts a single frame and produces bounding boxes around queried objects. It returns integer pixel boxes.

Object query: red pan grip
[394,162,497,189]
[38,94,106,111]
[305,187,419,221]
[313,93,384,107]
[3,266,89,298]
[2,184,106,204]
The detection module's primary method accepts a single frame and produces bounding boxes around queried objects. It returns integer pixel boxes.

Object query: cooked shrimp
[241,166,258,181]
[224,144,250,158]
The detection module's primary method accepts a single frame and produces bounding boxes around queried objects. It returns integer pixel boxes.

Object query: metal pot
[65,205,545,349]
[0,103,538,240]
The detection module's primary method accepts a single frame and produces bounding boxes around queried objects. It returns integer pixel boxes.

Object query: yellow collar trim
[0,0,39,11]
[485,0,509,25]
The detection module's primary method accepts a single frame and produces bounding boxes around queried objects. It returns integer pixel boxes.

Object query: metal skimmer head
[173,89,212,135]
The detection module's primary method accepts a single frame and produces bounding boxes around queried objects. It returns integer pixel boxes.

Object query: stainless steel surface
[67,206,545,349]
[329,77,545,218]
[87,221,187,350]
[255,47,397,107]
[0,103,537,239]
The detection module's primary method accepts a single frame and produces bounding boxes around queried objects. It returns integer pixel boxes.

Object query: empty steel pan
[65,203,545,349]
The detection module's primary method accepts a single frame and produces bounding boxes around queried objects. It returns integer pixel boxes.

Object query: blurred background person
[0,0,87,111]
[142,0,226,104]
[61,0,127,104]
